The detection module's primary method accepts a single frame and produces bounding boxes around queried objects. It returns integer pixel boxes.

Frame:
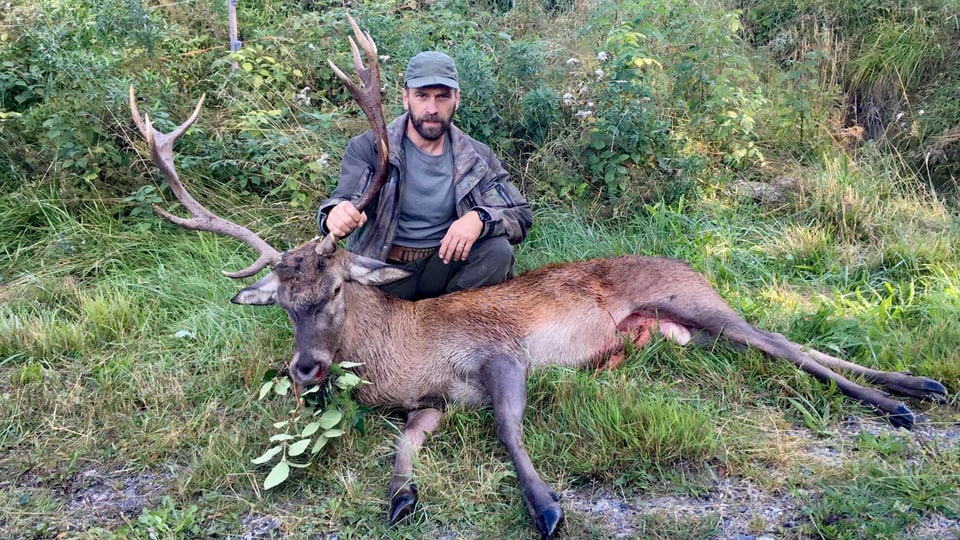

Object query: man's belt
[387,245,438,263]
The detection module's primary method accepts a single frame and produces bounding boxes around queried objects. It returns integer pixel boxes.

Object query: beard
[409,109,454,141]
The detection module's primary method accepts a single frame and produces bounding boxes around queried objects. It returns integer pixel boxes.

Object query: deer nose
[289,350,318,382]
[294,360,319,383]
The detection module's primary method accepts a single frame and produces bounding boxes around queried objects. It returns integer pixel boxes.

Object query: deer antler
[327,13,389,215]
[128,86,282,278]
[130,14,388,263]
[319,13,390,251]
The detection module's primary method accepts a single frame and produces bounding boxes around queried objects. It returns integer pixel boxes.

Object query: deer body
[245,244,706,406]
[326,254,717,409]
[241,241,945,422]
[129,15,947,539]
[229,238,947,539]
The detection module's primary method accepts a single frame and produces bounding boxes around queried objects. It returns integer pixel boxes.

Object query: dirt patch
[562,416,960,539]
[562,478,802,539]
[65,467,171,519]
[234,514,283,539]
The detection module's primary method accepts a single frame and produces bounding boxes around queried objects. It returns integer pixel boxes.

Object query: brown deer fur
[228,237,947,539]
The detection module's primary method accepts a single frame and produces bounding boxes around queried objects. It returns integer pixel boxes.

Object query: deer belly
[525,316,627,368]
[525,313,694,370]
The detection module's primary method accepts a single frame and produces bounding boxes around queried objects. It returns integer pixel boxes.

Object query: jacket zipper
[496,184,515,207]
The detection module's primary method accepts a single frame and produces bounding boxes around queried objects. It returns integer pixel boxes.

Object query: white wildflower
[596,51,609,62]
[294,87,312,107]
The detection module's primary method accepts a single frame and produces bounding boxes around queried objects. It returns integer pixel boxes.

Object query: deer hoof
[535,503,564,540]
[886,376,949,402]
[887,403,916,430]
[388,483,418,524]
[912,379,948,402]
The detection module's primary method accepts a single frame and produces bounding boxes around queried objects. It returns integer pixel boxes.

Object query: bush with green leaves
[253,363,367,490]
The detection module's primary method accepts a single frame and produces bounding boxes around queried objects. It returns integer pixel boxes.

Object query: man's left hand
[439,211,484,264]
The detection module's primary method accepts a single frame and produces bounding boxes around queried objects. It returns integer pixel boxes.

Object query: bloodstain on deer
[128,14,948,540]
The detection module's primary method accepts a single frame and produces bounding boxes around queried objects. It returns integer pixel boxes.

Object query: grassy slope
[1,173,957,539]
[2,2,960,540]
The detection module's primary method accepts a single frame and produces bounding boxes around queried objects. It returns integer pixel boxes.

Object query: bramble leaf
[301,421,322,438]
[258,381,274,400]
[335,373,362,390]
[312,436,329,453]
[337,361,364,369]
[274,377,292,396]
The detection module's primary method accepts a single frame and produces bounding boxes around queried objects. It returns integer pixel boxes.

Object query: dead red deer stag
[128,14,948,540]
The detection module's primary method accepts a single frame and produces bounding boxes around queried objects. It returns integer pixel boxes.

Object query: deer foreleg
[387,407,443,524]
[804,349,948,402]
[481,354,563,540]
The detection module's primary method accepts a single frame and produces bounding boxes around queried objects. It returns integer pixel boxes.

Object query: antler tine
[129,85,282,279]
[326,13,390,224]
[129,85,148,138]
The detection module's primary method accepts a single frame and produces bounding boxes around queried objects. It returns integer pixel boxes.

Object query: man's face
[403,85,460,141]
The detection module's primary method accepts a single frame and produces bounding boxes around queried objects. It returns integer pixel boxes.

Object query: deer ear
[347,255,412,286]
[231,271,279,305]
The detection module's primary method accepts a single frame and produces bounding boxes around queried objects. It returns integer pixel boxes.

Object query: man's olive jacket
[316,112,533,261]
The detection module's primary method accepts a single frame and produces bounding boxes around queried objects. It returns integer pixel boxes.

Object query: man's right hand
[326,201,368,238]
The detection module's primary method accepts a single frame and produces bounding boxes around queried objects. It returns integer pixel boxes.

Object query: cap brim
[405,76,460,89]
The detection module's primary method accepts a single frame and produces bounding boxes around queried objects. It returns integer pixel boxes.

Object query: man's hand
[326,201,368,238]
[439,211,484,264]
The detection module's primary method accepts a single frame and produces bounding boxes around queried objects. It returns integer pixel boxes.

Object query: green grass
[2,156,958,538]
[2,0,960,537]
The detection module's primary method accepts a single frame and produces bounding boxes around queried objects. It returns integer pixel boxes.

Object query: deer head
[130,14,398,391]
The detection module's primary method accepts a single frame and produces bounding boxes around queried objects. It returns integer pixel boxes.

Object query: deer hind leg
[481,354,563,540]
[721,322,921,429]
[387,407,444,524]
[805,349,947,402]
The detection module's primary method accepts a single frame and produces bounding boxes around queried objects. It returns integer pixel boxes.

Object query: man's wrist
[473,208,491,238]
[474,208,491,223]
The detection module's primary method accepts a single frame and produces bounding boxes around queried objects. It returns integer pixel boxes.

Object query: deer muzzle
[289,349,331,393]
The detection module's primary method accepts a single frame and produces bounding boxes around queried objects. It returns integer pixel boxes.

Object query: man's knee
[455,236,515,290]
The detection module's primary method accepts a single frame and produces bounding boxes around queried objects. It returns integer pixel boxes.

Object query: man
[316,51,533,300]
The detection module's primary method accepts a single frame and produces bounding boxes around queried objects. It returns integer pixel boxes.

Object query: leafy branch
[252,361,367,489]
